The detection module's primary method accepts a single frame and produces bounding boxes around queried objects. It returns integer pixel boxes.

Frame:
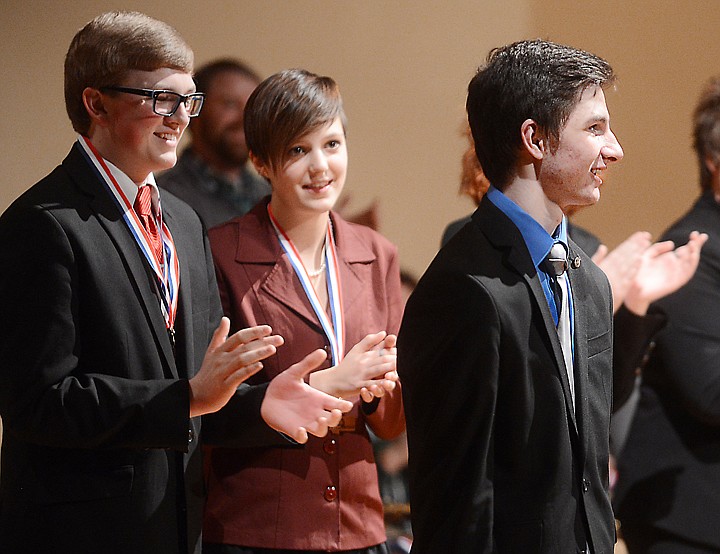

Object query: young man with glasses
[0,11,351,554]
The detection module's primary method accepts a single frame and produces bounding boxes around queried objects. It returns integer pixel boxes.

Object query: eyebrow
[586,114,609,126]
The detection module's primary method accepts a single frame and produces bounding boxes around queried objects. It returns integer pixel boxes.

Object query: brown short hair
[64,11,194,135]
[244,68,346,170]
[693,77,720,191]
[467,39,615,189]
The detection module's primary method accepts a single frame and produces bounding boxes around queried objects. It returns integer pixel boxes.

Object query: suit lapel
[566,241,592,462]
[249,209,374,347]
[475,200,579,432]
[65,145,179,378]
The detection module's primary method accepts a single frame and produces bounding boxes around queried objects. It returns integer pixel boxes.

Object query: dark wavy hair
[466,39,615,189]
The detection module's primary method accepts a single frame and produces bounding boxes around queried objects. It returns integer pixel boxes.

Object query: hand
[189,318,284,417]
[309,331,398,400]
[624,231,708,315]
[593,231,652,312]
[261,349,354,444]
[360,333,399,403]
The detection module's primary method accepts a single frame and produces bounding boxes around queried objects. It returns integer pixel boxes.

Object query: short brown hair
[64,11,194,135]
[244,68,346,170]
[467,39,615,189]
[693,76,720,191]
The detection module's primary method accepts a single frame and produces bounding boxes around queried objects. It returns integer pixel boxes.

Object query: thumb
[354,331,387,353]
[284,349,328,380]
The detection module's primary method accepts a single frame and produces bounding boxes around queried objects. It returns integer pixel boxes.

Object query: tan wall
[2,0,719,277]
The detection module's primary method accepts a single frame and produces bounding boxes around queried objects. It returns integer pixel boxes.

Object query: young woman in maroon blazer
[203,69,405,554]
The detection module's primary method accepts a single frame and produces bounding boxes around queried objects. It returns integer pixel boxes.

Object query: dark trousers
[202,544,389,554]
[622,522,720,554]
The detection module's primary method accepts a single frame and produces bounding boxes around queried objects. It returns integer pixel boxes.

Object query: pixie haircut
[693,77,720,192]
[467,39,615,189]
[244,68,346,170]
[64,11,194,135]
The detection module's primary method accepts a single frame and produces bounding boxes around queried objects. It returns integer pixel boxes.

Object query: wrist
[622,286,650,316]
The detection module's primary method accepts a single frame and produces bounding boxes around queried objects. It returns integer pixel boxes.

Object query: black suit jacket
[614,191,720,547]
[0,144,275,554]
[398,198,616,553]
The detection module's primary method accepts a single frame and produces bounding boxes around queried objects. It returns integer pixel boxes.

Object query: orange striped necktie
[133,185,164,268]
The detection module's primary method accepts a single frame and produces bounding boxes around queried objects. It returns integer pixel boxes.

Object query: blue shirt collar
[486,185,568,268]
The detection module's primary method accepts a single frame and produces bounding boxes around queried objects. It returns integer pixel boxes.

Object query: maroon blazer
[203,200,405,550]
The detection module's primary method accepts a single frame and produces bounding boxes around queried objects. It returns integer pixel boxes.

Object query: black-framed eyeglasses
[101,86,205,117]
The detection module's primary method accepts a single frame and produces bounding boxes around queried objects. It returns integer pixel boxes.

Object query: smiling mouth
[155,132,178,142]
[304,181,332,190]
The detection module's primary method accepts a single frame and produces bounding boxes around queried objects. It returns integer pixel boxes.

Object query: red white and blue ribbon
[78,136,180,331]
[267,204,345,364]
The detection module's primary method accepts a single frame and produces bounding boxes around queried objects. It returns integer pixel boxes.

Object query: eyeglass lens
[153,91,204,117]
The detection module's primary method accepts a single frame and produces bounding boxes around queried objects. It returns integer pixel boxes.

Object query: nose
[602,129,624,164]
[309,149,329,173]
[166,102,191,128]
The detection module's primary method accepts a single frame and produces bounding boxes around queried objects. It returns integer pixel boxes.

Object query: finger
[383,370,400,382]
[365,384,385,398]
[208,317,231,351]
[591,244,608,264]
[225,361,264,387]
[292,427,309,444]
[224,325,277,351]
[331,398,354,414]
[306,416,330,438]
[352,331,388,353]
[283,349,328,380]
[379,379,397,392]
[645,240,675,258]
[326,408,345,427]
[688,232,709,249]
[233,343,279,368]
[360,388,374,403]
[382,334,397,348]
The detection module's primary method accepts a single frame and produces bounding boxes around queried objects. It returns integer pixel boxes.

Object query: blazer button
[188,428,195,444]
[582,478,590,493]
[324,485,338,502]
[323,438,337,455]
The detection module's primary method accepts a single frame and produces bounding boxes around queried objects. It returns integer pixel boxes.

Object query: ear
[520,118,546,161]
[82,87,109,128]
[249,152,270,180]
[705,155,718,176]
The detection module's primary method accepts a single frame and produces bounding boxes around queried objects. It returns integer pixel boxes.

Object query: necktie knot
[134,185,154,218]
[543,242,568,277]
[133,185,163,269]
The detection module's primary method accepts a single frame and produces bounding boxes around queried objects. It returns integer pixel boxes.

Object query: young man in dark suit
[399,39,625,553]
[0,12,351,554]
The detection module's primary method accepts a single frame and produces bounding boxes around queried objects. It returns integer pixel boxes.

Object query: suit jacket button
[323,438,337,455]
[582,478,590,492]
[188,428,195,444]
[324,485,337,502]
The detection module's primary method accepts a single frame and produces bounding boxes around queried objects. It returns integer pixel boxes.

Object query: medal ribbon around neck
[79,136,180,331]
[267,203,345,365]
